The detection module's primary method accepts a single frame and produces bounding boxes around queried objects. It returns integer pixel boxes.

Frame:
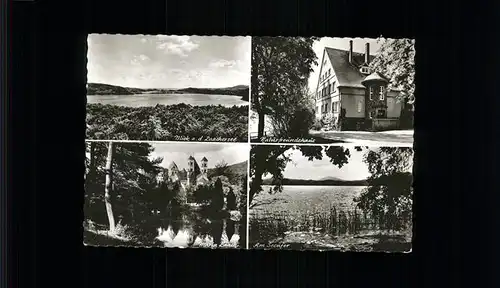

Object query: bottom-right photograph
[248,145,413,252]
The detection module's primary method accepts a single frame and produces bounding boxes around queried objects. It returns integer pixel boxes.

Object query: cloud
[155,35,199,57]
[130,54,150,65]
[209,59,237,68]
[87,34,250,89]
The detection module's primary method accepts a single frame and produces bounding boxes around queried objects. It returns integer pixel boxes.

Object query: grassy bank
[86,103,248,142]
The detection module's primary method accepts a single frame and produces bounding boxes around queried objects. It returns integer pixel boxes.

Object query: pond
[155,206,245,249]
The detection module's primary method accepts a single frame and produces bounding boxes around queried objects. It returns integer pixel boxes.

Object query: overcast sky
[307,37,383,93]
[149,142,249,170]
[87,34,251,89]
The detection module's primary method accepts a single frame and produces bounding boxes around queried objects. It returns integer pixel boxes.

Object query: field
[249,185,412,252]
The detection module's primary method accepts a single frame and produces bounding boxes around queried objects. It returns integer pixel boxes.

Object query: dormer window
[379,86,385,100]
[369,87,374,100]
[360,67,370,75]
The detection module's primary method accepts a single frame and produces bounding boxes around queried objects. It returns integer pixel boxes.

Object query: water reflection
[156,206,241,248]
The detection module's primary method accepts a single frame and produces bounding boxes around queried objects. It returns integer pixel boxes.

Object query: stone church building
[314,40,406,131]
[165,156,210,190]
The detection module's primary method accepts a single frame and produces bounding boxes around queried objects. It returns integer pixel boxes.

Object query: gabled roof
[324,47,376,89]
[188,156,195,161]
[361,71,389,86]
[201,157,208,162]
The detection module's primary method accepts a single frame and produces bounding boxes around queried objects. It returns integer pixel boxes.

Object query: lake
[87,93,249,108]
[249,185,412,250]
[251,185,365,218]
[250,185,367,247]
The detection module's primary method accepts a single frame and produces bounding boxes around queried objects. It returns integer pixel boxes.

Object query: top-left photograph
[86,34,250,143]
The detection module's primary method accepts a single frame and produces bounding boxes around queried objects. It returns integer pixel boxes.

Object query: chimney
[365,43,370,64]
[348,40,353,64]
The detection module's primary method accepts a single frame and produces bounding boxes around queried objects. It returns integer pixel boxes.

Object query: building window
[333,102,340,113]
[360,67,370,74]
[379,86,385,100]
[327,83,331,94]
[377,109,386,118]
[325,103,329,112]
[332,81,336,93]
[357,101,362,113]
[328,69,331,76]
[369,87,374,100]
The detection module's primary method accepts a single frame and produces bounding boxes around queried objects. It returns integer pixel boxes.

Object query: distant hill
[87,83,249,101]
[207,160,248,177]
[318,176,344,181]
[261,177,368,186]
[226,160,248,176]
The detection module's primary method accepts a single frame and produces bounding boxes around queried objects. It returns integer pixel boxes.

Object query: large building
[166,156,209,190]
[314,40,404,131]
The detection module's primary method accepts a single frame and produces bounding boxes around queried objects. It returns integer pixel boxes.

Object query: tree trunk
[104,141,116,232]
[87,142,96,186]
[257,112,265,140]
[249,151,265,205]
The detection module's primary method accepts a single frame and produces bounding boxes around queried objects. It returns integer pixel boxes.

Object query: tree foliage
[226,188,237,210]
[369,38,416,106]
[85,142,249,246]
[210,178,225,212]
[87,103,248,141]
[251,37,318,138]
[354,147,414,229]
[84,142,164,239]
[208,160,236,183]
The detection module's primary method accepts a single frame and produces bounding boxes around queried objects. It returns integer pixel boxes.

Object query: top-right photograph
[250,37,415,146]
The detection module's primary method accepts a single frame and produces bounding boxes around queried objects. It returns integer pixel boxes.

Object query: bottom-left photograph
[83,141,249,249]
